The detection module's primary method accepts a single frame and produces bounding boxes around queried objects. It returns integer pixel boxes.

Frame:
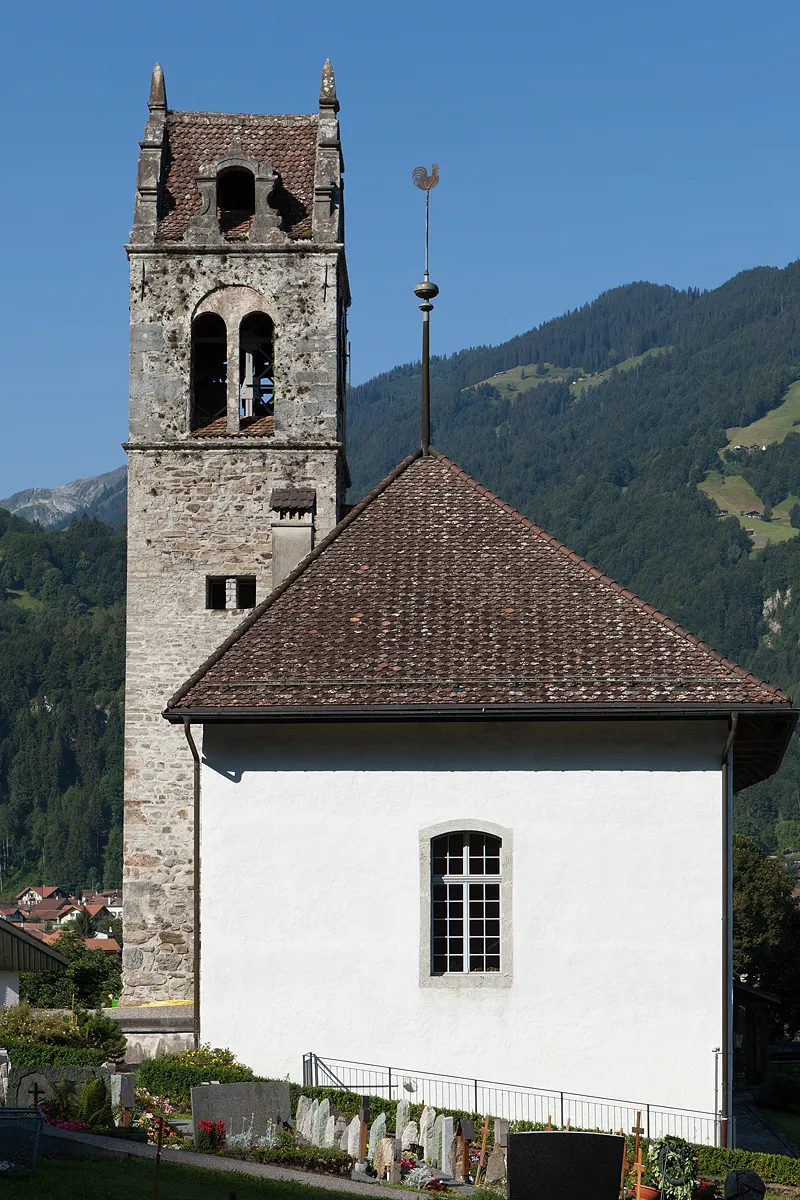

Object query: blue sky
[1,0,799,496]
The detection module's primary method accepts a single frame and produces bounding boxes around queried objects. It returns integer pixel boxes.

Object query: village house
[123,62,796,1139]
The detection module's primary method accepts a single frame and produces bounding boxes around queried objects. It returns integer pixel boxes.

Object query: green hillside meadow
[6,261,800,890]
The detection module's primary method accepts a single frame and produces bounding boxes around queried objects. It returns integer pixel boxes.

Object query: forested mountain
[4,260,800,892]
[0,509,125,892]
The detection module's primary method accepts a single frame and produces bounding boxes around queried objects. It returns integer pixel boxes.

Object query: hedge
[3,1039,108,1066]
[288,1082,483,1132]
[695,1145,800,1187]
[136,1056,264,1108]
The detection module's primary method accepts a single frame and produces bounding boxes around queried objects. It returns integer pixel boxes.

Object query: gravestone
[190,1081,291,1149]
[396,1098,410,1136]
[725,1171,766,1199]
[431,1113,443,1169]
[420,1107,436,1160]
[368,1111,387,1161]
[322,1114,335,1147]
[494,1117,509,1147]
[110,1073,136,1109]
[507,1131,624,1200]
[305,1098,319,1143]
[442,1116,454,1177]
[401,1119,419,1149]
[295,1095,311,1135]
[347,1114,361,1159]
[485,1143,507,1184]
[6,1064,106,1109]
[314,1098,330,1147]
[373,1135,396,1179]
[334,1114,348,1150]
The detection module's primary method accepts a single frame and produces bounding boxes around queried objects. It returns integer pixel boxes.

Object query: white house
[166,449,796,1136]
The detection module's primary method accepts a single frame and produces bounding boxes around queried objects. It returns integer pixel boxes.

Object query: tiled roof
[157,112,317,241]
[191,414,274,439]
[169,451,792,712]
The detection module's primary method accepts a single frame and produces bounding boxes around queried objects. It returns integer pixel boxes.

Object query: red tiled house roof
[166,451,796,788]
[156,112,317,242]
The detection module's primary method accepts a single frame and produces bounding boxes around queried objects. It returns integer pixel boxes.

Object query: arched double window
[431,831,501,974]
[190,314,227,430]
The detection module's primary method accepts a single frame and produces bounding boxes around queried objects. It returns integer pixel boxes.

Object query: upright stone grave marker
[334,1114,348,1150]
[304,1098,319,1143]
[431,1114,443,1169]
[441,1116,454,1177]
[323,1114,335,1147]
[191,1081,291,1149]
[295,1095,311,1135]
[401,1119,419,1149]
[347,1114,361,1159]
[507,1131,624,1200]
[420,1106,436,1160]
[395,1098,410,1137]
[368,1111,386,1162]
[313,1098,330,1147]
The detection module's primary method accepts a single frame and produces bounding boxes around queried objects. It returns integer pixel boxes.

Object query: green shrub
[0,1003,124,1061]
[137,1049,258,1108]
[287,1082,482,1133]
[755,1071,800,1113]
[78,1078,113,1129]
[693,1146,800,1188]
[223,1138,351,1176]
[1,1039,107,1066]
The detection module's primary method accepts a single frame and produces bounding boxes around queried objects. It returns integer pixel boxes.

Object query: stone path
[733,1095,799,1157]
[40,1126,427,1196]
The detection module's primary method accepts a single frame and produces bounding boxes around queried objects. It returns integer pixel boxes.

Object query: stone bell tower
[122,62,349,1002]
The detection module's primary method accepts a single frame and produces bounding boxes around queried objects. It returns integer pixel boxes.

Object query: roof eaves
[166,450,424,712]
[432,450,792,706]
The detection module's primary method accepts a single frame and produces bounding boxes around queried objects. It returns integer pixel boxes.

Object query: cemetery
[0,1034,797,1198]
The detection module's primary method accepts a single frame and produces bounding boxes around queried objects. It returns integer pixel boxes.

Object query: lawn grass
[758,1107,800,1151]
[5,1157,353,1200]
[726,379,800,449]
[5,589,42,611]
[475,347,670,403]
[697,471,799,548]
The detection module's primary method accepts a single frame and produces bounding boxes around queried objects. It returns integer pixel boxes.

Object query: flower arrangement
[132,1088,181,1145]
[196,1118,226,1153]
[404,1164,448,1191]
[647,1135,698,1200]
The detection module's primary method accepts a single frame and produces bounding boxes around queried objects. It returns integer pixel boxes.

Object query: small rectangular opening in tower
[206,577,227,610]
[236,576,257,609]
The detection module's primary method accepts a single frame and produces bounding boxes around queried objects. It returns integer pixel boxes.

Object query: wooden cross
[473,1116,490,1188]
[546,1115,553,1130]
[27,1080,44,1106]
[631,1111,645,1200]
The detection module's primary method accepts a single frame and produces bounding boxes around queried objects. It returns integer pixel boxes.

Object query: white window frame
[419,819,513,990]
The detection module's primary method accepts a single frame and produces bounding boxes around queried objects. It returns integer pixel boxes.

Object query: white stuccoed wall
[199,719,726,1115]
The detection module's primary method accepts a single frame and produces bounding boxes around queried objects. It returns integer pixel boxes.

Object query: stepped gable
[168,450,792,714]
[156,111,317,242]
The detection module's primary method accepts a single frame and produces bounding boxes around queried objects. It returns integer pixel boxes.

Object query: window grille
[205,575,257,611]
[431,832,501,974]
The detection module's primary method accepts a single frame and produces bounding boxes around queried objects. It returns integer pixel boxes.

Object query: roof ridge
[166,450,423,711]
[431,448,791,704]
[168,111,316,123]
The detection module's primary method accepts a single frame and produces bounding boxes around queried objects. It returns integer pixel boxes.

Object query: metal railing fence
[302,1053,732,1148]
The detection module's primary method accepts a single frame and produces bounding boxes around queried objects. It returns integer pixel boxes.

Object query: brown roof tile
[191,414,274,439]
[168,451,792,713]
[156,112,317,242]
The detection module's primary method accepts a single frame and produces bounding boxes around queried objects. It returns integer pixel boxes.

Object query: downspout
[183,718,201,1050]
[720,711,738,1146]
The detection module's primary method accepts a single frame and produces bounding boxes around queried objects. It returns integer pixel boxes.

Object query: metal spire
[412,165,440,457]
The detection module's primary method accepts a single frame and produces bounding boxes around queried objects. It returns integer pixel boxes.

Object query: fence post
[314,1055,319,1087]
[388,1067,392,1099]
[474,1080,479,1114]
[560,1093,564,1128]
[646,1104,650,1139]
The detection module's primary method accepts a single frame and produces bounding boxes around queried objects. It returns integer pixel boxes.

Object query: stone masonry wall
[123,242,347,1002]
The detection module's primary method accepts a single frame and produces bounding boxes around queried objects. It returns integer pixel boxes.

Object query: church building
[124,64,796,1137]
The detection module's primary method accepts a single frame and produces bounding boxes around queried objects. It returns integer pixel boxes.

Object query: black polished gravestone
[508,1131,625,1200]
